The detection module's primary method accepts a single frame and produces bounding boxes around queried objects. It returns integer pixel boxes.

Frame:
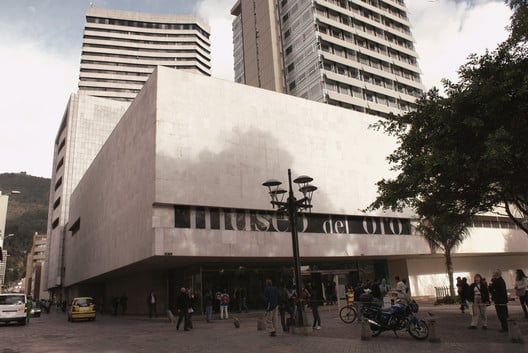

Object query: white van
[0,293,27,325]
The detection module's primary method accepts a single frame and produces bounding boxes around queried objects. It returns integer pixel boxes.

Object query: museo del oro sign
[174,205,411,236]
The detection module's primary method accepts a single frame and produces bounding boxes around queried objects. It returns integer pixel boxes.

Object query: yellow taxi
[68,297,96,322]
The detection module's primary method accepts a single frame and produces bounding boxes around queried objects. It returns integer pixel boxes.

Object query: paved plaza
[1,301,526,353]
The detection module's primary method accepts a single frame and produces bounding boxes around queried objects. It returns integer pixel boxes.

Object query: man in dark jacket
[176,287,190,331]
[489,269,508,332]
[264,279,279,336]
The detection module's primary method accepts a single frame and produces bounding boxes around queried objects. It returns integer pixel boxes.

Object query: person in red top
[220,290,230,320]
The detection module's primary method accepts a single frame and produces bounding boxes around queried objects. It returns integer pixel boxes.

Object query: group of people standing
[263,279,333,336]
[457,268,527,333]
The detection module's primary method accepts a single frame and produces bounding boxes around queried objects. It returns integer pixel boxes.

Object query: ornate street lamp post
[263,169,317,327]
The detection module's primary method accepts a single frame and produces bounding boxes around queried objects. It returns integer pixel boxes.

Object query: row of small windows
[83,43,209,60]
[80,61,210,76]
[321,60,422,97]
[319,40,421,83]
[471,218,519,229]
[79,77,146,85]
[324,78,415,112]
[315,5,411,43]
[317,16,415,54]
[82,49,209,63]
[321,0,409,28]
[80,68,149,77]
[326,98,392,119]
[317,22,417,66]
[86,16,210,39]
[83,34,211,54]
[85,26,210,46]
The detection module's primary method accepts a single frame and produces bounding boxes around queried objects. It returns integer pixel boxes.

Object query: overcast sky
[0,0,512,178]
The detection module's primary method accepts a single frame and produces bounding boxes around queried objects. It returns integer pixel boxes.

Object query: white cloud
[407,0,511,90]
[0,0,515,178]
[197,0,235,81]
[0,33,78,177]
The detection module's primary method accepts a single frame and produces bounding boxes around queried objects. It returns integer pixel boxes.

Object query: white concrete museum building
[61,67,527,314]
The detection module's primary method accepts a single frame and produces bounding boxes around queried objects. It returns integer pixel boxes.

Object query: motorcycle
[360,298,429,340]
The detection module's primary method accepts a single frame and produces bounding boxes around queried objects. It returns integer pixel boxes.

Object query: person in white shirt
[395,276,407,303]
[515,269,528,318]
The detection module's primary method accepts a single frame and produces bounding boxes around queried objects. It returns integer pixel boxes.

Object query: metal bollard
[361,318,372,341]
[507,319,523,343]
[427,318,440,343]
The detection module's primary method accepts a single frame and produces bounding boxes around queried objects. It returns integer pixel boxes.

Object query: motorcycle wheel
[408,319,429,340]
[339,305,357,323]
[370,323,382,337]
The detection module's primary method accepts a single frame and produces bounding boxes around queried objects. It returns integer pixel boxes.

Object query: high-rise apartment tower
[231,0,424,117]
[79,7,211,101]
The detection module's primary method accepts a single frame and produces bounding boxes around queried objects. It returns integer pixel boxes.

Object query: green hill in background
[1,172,50,286]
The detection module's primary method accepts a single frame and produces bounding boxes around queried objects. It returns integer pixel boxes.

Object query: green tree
[417,211,471,299]
[370,0,528,235]
[369,0,528,296]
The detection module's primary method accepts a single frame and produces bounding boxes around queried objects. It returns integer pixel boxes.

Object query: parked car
[30,306,42,317]
[68,297,96,322]
[0,293,27,325]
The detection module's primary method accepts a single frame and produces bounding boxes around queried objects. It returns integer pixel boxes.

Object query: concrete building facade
[44,94,130,297]
[25,232,48,300]
[62,67,528,314]
[79,7,211,101]
[45,8,212,301]
[231,0,424,118]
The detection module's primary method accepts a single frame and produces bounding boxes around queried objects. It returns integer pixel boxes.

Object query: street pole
[286,169,305,327]
[263,169,317,328]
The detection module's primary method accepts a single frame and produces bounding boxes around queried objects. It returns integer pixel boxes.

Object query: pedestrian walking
[187,289,195,329]
[264,279,279,337]
[489,269,509,332]
[459,277,470,314]
[147,291,157,318]
[26,297,33,323]
[514,269,528,318]
[307,282,322,330]
[467,273,489,329]
[176,287,190,331]
[278,284,290,332]
[204,290,213,322]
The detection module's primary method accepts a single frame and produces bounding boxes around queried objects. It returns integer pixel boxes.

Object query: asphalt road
[1,302,526,353]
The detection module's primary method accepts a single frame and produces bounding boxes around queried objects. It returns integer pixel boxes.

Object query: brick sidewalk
[2,301,526,353]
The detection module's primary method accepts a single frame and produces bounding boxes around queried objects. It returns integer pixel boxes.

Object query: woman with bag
[467,273,490,329]
[514,269,528,318]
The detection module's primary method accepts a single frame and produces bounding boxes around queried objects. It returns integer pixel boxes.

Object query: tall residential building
[79,7,211,101]
[25,232,48,300]
[44,8,212,297]
[231,0,424,118]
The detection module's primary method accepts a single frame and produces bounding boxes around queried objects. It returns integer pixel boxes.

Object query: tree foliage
[370,1,528,235]
[1,173,50,285]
